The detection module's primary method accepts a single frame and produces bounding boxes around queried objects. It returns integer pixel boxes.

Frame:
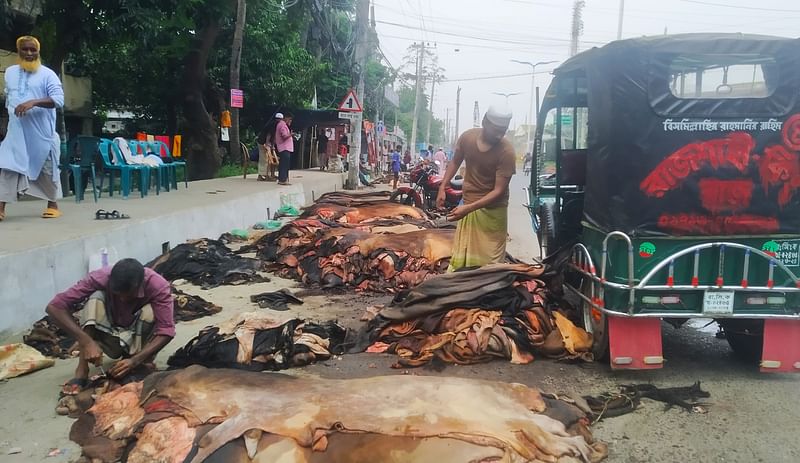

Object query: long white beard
[18,58,41,73]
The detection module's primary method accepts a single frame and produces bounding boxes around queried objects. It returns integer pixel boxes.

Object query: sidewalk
[0,170,345,334]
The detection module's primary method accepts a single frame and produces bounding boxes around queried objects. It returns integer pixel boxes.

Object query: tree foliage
[3,0,444,178]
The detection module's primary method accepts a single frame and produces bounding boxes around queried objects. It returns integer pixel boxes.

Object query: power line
[440,70,552,83]
[376,19,606,46]
[677,0,800,13]
[374,1,616,43]
[375,33,571,57]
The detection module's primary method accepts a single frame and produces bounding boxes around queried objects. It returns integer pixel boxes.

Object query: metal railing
[567,231,800,318]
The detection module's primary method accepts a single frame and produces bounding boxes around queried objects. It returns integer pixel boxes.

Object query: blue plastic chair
[97,139,149,198]
[128,140,168,194]
[150,140,187,188]
[61,136,99,202]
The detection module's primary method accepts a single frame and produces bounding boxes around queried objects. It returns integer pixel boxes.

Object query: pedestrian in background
[433,146,447,173]
[391,144,402,189]
[256,116,278,181]
[0,36,65,221]
[274,112,294,185]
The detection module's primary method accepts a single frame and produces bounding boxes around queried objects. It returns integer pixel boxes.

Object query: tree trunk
[181,19,223,180]
[229,0,246,166]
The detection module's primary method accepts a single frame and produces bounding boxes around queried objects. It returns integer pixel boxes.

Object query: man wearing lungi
[0,36,65,220]
[46,259,175,395]
[437,106,516,271]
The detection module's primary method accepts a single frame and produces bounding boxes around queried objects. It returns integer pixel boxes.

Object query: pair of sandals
[0,208,60,221]
[95,209,130,220]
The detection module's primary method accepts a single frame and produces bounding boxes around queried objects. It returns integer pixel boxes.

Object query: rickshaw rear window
[668,54,777,99]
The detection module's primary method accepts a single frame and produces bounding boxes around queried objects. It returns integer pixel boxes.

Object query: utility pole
[347,0,370,189]
[425,72,437,147]
[454,86,461,145]
[445,107,450,146]
[570,0,585,57]
[617,0,625,40]
[511,59,556,155]
[229,0,247,164]
[410,42,425,160]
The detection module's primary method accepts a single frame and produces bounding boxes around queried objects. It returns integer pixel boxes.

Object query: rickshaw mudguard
[607,316,663,370]
[761,319,800,373]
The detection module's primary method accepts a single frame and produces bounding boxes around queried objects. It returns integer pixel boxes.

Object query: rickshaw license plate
[703,290,735,315]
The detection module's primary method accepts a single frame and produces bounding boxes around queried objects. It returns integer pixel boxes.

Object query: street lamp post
[492,91,521,106]
[511,59,556,156]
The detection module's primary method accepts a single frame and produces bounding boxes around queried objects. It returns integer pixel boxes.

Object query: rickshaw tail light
[745,296,784,305]
[642,296,681,305]
[691,277,699,287]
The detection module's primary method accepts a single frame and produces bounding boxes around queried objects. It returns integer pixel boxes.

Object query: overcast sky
[373,0,800,140]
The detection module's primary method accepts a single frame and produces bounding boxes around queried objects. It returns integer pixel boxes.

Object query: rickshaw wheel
[580,278,610,361]
[719,319,763,362]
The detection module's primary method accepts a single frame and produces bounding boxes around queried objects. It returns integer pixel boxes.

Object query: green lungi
[447,206,508,272]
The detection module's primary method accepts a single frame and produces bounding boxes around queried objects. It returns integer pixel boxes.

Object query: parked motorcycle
[390,161,462,212]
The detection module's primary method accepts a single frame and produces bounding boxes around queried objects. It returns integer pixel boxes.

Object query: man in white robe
[0,35,65,221]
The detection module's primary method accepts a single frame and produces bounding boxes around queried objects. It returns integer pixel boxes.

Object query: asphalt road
[305,172,800,463]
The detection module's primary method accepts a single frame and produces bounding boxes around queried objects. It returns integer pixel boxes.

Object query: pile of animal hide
[270,226,454,291]
[168,311,346,371]
[69,365,608,462]
[353,263,594,367]
[148,239,267,289]
[23,288,221,359]
[314,190,394,206]
[584,382,711,419]
[173,288,223,321]
[245,197,456,291]
[299,202,428,223]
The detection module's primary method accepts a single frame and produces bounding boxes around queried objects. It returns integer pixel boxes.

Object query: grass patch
[217,163,258,178]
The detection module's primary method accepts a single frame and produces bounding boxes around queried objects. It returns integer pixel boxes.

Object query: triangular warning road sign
[338,89,363,112]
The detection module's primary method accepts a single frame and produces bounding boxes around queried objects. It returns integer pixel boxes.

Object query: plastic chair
[128,140,169,194]
[97,139,149,199]
[150,140,187,188]
[67,135,100,203]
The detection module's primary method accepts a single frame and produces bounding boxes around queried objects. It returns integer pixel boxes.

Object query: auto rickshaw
[527,33,800,372]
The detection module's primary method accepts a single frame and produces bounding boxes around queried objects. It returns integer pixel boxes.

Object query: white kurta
[0,64,64,180]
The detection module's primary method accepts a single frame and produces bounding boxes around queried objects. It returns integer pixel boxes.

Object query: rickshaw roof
[548,33,800,238]
[555,33,798,76]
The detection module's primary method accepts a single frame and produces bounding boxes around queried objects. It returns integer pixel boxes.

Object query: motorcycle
[390,161,463,212]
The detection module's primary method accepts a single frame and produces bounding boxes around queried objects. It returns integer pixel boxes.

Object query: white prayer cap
[485,105,513,127]
[275,112,284,119]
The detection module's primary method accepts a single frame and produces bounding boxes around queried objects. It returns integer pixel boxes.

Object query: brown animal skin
[126,366,605,463]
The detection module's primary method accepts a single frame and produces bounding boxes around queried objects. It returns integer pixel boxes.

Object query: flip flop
[108,210,130,220]
[42,208,61,219]
[59,377,89,399]
[95,209,130,220]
